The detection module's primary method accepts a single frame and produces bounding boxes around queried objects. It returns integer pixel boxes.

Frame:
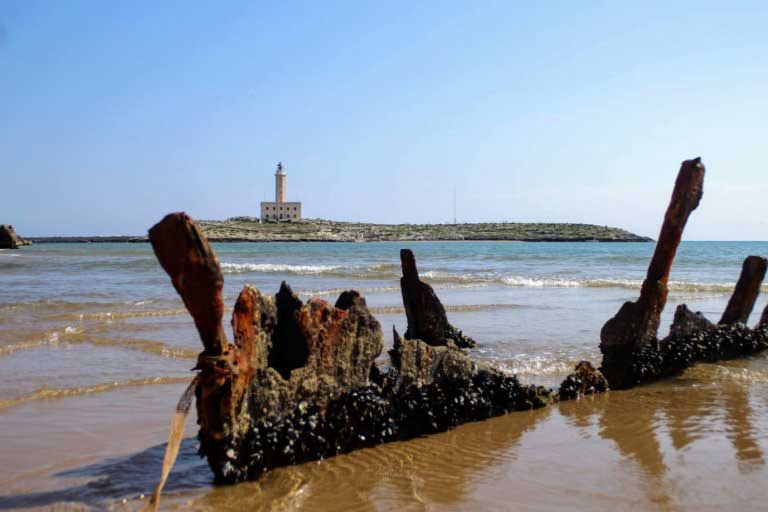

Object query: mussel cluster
[627,324,768,386]
[200,363,553,483]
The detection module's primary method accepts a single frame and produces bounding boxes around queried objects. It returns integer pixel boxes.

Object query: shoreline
[25,236,653,244]
[17,218,655,243]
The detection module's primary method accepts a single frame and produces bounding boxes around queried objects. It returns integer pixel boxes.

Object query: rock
[399,249,476,348]
[600,158,705,389]
[719,256,767,325]
[0,224,27,249]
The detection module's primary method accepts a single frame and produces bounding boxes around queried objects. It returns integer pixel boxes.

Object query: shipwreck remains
[145,156,768,507]
[400,248,476,348]
[597,158,768,389]
[147,213,584,488]
[599,157,705,389]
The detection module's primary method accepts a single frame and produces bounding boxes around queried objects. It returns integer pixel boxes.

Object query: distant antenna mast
[453,187,457,224]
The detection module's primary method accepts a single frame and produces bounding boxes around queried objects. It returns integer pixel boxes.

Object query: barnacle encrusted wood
[197,279,560,483]
[621,256,768,385]
[400,248,476,348]
[719,256,767,325]
[149,212,227,356]
[149,213,580,483]
[600,158,705,389]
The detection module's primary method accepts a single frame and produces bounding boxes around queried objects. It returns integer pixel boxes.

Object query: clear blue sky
[2,1,767,239]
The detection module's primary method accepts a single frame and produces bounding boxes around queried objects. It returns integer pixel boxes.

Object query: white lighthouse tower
[260,162,302,221]
[275,161,286,203]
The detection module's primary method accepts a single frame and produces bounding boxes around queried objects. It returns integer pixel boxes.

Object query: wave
[0,326,198,360]
[423,271,745,292]
[221,262,345,275]
[369,303,528,315]
[480,351,599,377]
[72,308,188,321]
[218,261,747,293]
[0,377,192,411]
[0,325,87,355]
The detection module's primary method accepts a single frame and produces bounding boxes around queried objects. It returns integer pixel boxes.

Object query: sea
[1,240,768,511]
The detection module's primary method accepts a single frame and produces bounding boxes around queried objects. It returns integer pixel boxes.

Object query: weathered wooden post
[760,306,768,328]
[148,212,227,356]
[719,256,767,325]
[599,158,705,389]
[400,249,475,348]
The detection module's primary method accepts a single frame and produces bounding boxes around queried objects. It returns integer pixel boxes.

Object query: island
[25,218,651,244]
[197,218,652,242]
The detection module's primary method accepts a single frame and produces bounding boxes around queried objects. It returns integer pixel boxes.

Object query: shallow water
[1,241,767,510]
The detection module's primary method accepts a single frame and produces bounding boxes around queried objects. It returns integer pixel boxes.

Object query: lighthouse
[275,161,286,203]
[260,162,302,221]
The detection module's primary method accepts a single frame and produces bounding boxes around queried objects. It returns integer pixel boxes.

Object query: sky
[1,1,767,239]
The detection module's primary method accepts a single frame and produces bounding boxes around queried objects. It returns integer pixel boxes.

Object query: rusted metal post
[719,256,767,325]
[148,212,227,355]
[600,158,705,389]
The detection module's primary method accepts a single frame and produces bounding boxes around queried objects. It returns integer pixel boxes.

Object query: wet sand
[2,359,768,511]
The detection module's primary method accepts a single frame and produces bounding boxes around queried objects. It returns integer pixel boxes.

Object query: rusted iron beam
[719,256,767,325]
[148,212,227,355]
[600,158,705,389]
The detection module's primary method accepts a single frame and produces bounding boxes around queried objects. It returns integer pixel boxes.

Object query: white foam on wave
[500,276,581,287]
[424,271,743,293]
[221,262,343,274]
[219,261,750,294]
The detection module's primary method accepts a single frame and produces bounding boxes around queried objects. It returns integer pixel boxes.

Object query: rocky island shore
[26,219,652,243]
[197,218,652,242]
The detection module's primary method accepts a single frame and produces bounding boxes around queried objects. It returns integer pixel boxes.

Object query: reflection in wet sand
[559,359,767,510]
[3,361,768,511]
[178,408,552,511]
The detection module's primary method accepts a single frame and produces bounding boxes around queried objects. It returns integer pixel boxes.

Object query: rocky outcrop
[400,249,476,348]
[0,225,29,249]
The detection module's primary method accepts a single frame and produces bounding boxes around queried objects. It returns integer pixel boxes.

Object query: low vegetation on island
[21,218,651,243]
[197,217,652,242]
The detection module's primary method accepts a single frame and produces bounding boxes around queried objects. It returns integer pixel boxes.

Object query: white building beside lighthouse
[260,162,302,221]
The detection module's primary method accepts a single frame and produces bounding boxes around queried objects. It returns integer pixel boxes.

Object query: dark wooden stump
[399,249,476,348]
[719,256,767,325]
[600,158,705,389]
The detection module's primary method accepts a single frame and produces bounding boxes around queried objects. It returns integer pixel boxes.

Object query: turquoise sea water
[1,240,767,510]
